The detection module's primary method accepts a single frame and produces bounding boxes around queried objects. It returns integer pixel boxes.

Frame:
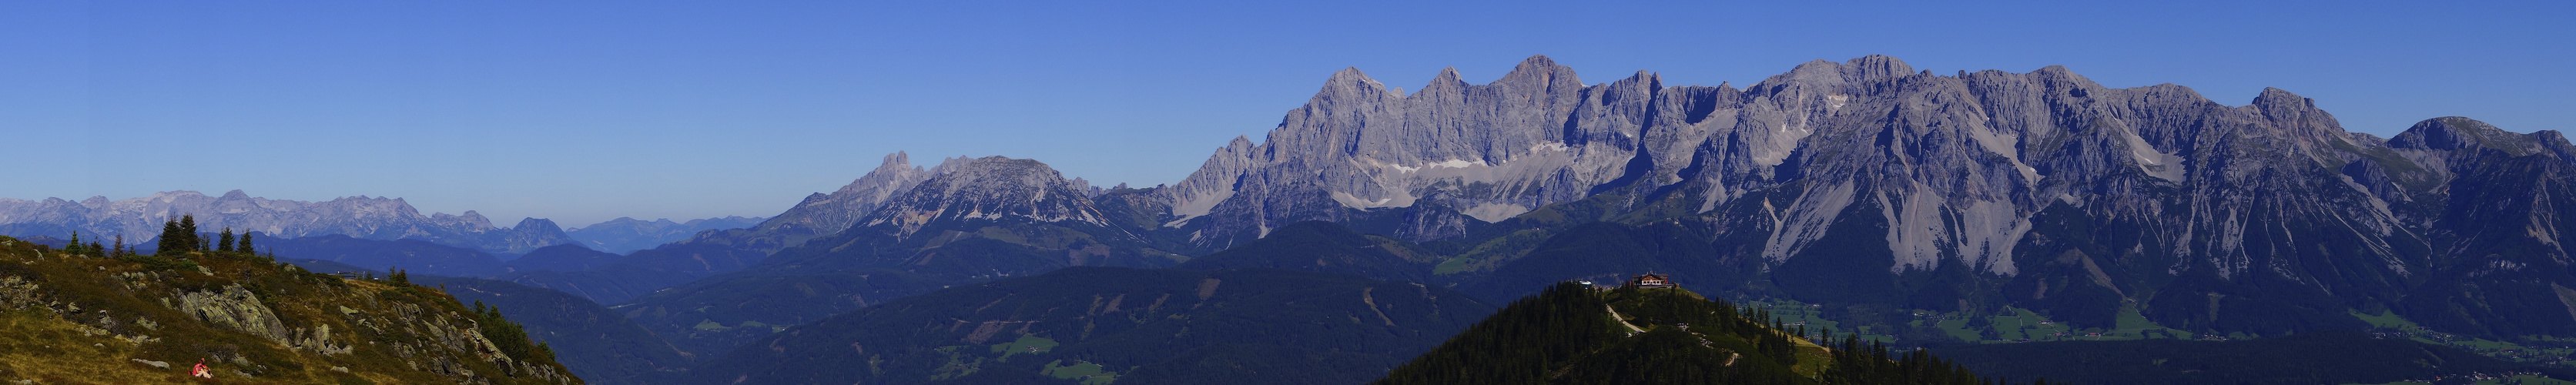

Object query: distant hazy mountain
[564,216,765,254]
[616,156,1181,359]
[0,189,574,254]
[500,152,954,304]
[504,243,626,273]
[260,234,510,277]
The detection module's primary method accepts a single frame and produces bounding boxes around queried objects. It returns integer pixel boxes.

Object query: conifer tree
[112,234,126,257]
[217,228,236,253]
[236,233,255,256]
[179,215,204,252]
[65,231,84,256]
[157,219,183,256]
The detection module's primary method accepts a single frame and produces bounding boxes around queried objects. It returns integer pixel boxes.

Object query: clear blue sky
[2,1,2568,226]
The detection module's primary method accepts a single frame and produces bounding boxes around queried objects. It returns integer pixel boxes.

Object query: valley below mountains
[10,54,2576,384]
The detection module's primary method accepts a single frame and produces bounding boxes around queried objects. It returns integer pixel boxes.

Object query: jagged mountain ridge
[0,189,574,255]
[1151,54,2576,337]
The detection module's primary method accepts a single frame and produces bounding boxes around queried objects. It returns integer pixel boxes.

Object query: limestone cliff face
[1163,57,1628,244]
[860,156,1113,237]
[1155,55,2576,336]
[1167,55,2410,276]
[742,151,941,249]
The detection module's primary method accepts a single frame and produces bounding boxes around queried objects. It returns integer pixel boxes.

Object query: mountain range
[10,54,2576,384]
[1136,55,2576,342]
[433,55,2576,380]
[565,216,765,255]
[0,190,574,255]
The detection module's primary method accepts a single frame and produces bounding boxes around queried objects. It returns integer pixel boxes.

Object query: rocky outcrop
[173,284,291,343]
[0,236,581,384]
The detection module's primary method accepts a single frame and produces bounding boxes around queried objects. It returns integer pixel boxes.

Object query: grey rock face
[1164,58,1628,246]
[1165,55,2400,277]
[740,151,940,247]
[861,156,1113,237]
[173,284,291,344]
[1158,55,2576,336]
[0,190,573,255]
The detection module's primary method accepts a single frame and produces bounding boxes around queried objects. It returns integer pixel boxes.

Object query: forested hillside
[1378,282,2016,385]
[688,267,1493,385]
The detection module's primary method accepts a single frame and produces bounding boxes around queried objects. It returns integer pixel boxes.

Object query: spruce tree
[236,233,255,256]
[157,219,183,256]
[179,215,202,252]
[217,228,236,253]
[65,231,84,256]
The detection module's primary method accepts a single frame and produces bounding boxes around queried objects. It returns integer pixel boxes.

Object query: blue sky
[2,1,2568,226]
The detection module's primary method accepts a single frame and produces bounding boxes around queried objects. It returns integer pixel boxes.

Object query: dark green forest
[1377,282,2022,385]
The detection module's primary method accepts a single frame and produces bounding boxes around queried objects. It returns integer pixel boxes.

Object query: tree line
[52,214,278,273]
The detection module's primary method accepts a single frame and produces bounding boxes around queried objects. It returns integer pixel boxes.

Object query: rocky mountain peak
[2252,88,2342,136]
[863,156,1110,236]
[514,217,560,231]
[2390,116,2540,154]
[1846,54,1915,81]
[1432,66,1464,82]
[1496,54,1581,91]
[737,151,944,246]
[882,150,909,167]
[1313,67,1399,104]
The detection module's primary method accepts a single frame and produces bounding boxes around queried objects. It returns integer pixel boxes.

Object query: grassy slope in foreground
[1376,282,2016,385]
[0,236,581,384]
